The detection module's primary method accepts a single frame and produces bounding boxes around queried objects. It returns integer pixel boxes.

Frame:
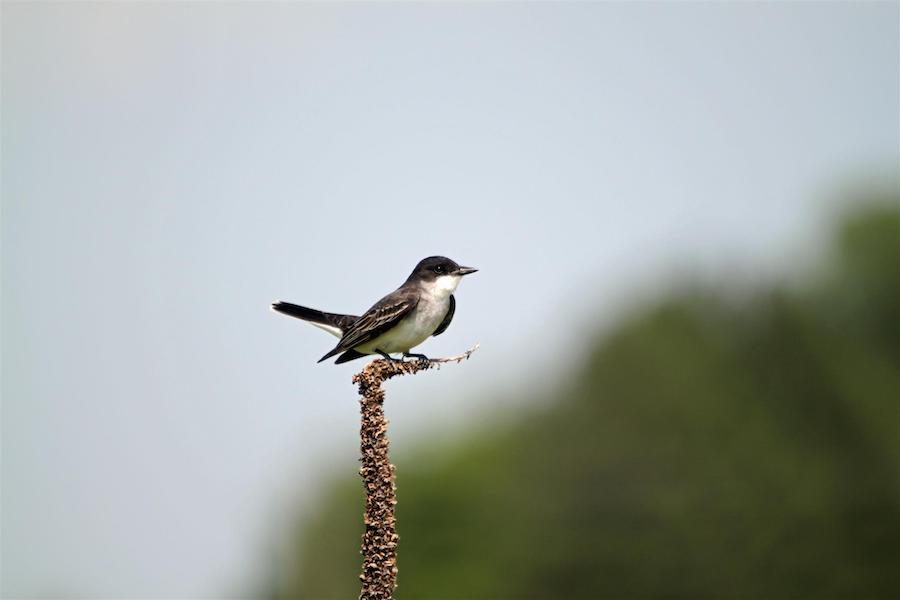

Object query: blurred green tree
[275,198,900,599]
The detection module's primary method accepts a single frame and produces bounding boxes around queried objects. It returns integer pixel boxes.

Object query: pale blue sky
[2,2,897,598]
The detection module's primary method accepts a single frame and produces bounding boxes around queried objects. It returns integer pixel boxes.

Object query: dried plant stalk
[352,345,479,600]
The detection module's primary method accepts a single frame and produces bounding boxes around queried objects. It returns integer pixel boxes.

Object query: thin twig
[352,344,479,600]
[425,343,481,365]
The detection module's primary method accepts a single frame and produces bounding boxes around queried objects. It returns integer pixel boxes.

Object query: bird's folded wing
[337,293,419,351]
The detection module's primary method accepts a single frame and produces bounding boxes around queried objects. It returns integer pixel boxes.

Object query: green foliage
[278,200,900,599]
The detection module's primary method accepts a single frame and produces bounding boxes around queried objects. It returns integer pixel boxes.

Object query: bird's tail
[270,301,358,337]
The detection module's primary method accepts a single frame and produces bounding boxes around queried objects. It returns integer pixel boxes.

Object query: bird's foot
[376,350,404,363]
[403,352,431,363]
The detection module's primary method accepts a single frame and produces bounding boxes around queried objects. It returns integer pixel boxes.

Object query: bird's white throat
[424,274,461,300]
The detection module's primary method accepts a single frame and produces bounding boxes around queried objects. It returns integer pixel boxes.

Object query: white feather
[432,274,461,299]
[310,321,343,338]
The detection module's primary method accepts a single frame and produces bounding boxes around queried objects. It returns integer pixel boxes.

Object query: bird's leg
[403,352,431,362]
[376,349,403,363]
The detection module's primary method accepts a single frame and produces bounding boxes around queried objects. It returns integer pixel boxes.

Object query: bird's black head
[407,256,478,283]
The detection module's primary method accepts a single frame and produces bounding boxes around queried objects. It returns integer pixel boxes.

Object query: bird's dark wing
[318,289,419,362]
[340,293,419,349]
[432,294,455,337]
[334,349,368,364]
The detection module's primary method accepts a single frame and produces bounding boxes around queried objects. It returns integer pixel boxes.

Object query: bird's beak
[456,266,478,276]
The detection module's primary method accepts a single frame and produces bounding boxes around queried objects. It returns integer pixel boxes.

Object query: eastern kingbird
[272,256,477,364]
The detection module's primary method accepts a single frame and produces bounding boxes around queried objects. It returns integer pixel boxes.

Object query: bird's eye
[434,265,445,274]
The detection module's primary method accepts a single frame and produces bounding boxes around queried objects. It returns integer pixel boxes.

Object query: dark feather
[334,349,368,364]
[271,301,357,332]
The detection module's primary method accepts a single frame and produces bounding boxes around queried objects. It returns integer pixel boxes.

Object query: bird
[271,256,478,364]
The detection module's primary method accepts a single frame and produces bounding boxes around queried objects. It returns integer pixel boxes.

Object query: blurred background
[2,2,897,599]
